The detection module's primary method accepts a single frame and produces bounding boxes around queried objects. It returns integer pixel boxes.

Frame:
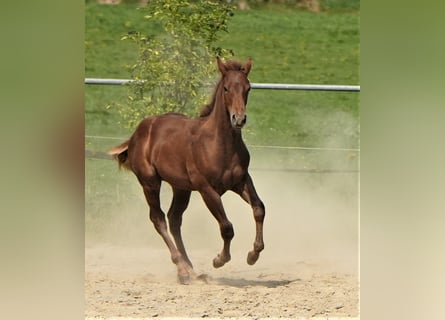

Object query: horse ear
[243,58,252,75]
[217,56,227,75]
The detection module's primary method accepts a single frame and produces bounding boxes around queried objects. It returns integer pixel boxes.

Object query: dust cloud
[87,154,358,277]
[87,107,359,277]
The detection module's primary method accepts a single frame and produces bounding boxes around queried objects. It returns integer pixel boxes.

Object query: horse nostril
[231,113,246,128]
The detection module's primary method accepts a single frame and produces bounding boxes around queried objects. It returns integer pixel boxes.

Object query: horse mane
[199,103,214,117]
[223,60,245,72]
[199,60,245,118]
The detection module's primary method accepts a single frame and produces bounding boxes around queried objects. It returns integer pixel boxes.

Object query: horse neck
[205,82,243,145]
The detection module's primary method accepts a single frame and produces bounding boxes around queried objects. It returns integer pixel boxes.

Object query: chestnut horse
[108,57,265,284]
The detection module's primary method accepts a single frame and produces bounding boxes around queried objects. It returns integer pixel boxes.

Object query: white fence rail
[85,78,360,173]
[85,78,360,92]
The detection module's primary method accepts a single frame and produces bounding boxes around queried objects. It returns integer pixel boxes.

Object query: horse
[108,57,265,284]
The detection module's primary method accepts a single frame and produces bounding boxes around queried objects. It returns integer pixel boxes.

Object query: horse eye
[223,86,228,92]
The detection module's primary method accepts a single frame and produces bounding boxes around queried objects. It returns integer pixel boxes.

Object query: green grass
[86,3,359,144]
[85,3,359,242]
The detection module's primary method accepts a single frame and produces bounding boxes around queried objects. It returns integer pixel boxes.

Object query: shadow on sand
[213,277,298,288]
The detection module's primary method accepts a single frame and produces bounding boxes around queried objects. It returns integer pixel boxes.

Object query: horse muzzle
[231,113,247,129]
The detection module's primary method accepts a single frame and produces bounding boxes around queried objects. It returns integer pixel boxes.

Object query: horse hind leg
[167,188,193,270]
[140,177,192,284]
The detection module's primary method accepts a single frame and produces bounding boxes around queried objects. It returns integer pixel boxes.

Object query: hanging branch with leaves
[119,0,235,128]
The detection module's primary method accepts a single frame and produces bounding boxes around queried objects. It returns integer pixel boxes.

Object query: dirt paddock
[85,245,358,319]
[86,170,359,319]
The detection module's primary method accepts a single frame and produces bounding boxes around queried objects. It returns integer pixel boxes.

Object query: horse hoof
[247,251,259,265]
[213,254,229,268]
[213,257,225,268]
[178,274,191,285]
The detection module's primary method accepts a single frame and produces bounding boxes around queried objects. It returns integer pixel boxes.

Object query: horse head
[217,57,252,130]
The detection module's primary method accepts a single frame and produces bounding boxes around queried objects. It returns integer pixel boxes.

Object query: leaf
[120,0,235,127]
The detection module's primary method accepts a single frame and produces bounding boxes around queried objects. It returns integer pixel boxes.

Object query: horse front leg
[199,186,234,268]
[234,173,265,265]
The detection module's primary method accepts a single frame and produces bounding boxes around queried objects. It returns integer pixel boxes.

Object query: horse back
[125,114,199,187]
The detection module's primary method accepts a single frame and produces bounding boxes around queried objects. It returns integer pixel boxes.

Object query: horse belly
[154,146,195,190]
[161,172,194,191]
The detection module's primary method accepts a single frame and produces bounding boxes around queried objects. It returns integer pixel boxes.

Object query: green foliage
[119,0,235,128]
[85,3,359,144]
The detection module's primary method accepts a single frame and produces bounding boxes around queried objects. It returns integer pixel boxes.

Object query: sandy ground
[86,171,359,318]
[85,245,358,318]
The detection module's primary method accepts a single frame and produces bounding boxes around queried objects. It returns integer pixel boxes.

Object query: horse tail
[108,139,131,170]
